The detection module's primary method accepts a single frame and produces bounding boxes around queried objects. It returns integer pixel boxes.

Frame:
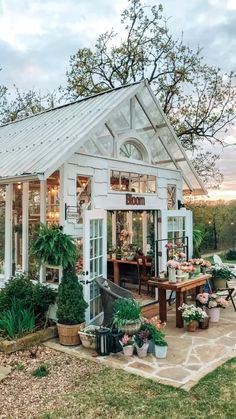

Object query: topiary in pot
[56,266,88,346]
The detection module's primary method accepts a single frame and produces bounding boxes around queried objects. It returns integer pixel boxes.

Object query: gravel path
[0,346,102,419]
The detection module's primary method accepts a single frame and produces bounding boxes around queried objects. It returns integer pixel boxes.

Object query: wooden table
[148,274,211,328]
[107,258,151,285]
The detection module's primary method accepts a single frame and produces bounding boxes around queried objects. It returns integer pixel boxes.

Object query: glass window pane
[110,170,120,191]
[130,173,140,193]
[140,175,148,193]
[148,175,156,193]
[120,172,130,191]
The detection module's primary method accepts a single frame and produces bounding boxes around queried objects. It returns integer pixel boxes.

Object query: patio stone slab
[44,304,236,391]
[193,344,229,363]
[0,366,11,381]
[128,361,156,374]
[156,366,192,383]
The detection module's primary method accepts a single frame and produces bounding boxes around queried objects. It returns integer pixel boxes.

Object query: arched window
[119,141,143,161]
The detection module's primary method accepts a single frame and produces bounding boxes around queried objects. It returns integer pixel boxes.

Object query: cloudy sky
[0,0,236,199]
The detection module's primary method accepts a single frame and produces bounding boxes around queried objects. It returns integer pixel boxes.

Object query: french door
[83,209,107,324]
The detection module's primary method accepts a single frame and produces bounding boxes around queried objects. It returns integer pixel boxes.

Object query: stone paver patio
[46,303,236,390]
[0,365,11,382]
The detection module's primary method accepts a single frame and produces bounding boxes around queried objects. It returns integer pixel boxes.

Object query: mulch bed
[0,345,102,419]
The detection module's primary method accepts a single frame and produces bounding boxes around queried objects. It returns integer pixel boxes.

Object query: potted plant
[198,292,228,322]
[30,223,78,269]
[154,335,168,358]
[134,329,149,357]
[210,266,232,289]
[113,298,141,335]
[178,303,208,332]
[119,333,134,356]
[79,325,100,349]
[140,317,166,354]
[167,260,180,283]
[56,266,88,345]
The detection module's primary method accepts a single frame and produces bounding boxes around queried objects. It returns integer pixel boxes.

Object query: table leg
[183,291,187,304]
[113,261,119,285]
[195,286,201,299]
[159,289,167,323]
[176,291,184,328]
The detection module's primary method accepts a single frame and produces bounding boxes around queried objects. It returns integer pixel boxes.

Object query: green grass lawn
[41,357,236,419]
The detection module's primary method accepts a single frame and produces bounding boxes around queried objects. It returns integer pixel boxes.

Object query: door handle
[85,280,92,284]
[82,271,89,276]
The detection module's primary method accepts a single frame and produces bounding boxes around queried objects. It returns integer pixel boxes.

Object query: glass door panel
[83,210,107,324]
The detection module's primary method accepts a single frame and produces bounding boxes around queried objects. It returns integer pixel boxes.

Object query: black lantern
[95,327,111,356]
[110,328,123,353]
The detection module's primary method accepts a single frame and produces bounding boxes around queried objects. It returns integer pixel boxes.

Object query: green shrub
[32,364,49,378]
[56,267,88,325]
[0,274,57,322]
[30,224,78,269]
[113,298,141,330]
[0,299,35,339]
[224,249,236,261]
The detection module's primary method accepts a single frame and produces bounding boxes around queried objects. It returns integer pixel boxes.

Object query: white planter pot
[206,307,220,322]
[123,345,134,356]
[136,342,149,358]
[155,344,168,358]
[168,268,176,283]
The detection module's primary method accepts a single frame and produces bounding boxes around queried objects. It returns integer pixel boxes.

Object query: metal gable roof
[0,82,141,180]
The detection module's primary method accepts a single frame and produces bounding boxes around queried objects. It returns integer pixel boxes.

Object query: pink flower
[167,260,180,269]
[165,243,173,249]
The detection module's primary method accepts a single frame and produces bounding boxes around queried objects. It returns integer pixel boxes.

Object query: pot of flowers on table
[200,259,211,274]
[112,298,141,335]
[119,333,134,356]
[178,303,208,332]
[167,260,180,283]
[189,258,204,276]
[197,292,228,322]
[134,330,149,358]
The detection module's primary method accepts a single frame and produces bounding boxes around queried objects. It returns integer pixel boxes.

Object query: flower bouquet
[196,292,228,323]
[167,260,180,283]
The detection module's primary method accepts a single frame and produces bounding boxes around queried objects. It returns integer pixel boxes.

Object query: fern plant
[30,224,78,269]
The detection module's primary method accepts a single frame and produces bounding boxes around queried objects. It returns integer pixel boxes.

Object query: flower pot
[186,320,199,332]
[148,339,155,353]
[213,278,227,289]
[57,322,85,346]
[154,344,168,358]
[168,268,176,283]
[136,342,149,358]
[206,307,220,322]
[119,320,141,336]
[123,345,134,356]
[112,253,116,260]
[79,326,100,349]
[199,316,210,329]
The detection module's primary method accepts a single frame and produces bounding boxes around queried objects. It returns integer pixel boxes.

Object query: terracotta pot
[123,345,134,356]
[199,316,210,329]
[206,307,220,322]
[136,342,149,358]
[57,322,85,346]
[186,320,199,332]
